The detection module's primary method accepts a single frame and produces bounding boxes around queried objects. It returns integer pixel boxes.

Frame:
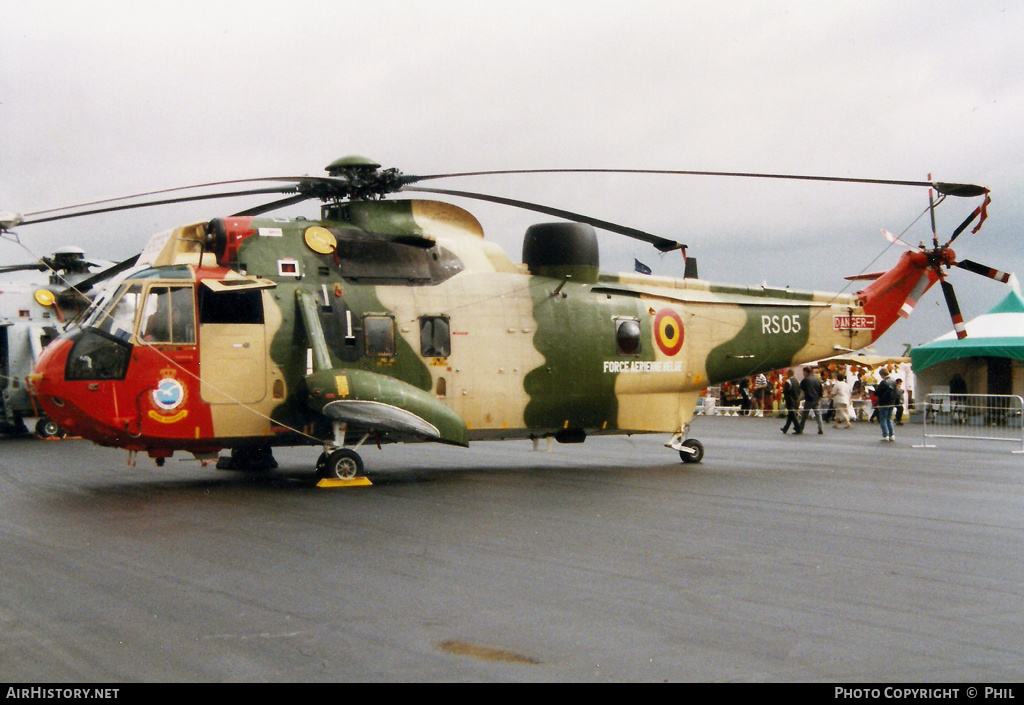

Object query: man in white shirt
[830,373,853,429]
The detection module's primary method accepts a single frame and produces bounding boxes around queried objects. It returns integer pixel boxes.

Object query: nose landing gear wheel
[323,448,363,480]
[35,417,64,439]
[679,438,704,463]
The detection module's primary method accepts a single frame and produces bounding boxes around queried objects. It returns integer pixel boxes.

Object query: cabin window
[616,318,641,355]
[139,286,195,344]
[199,288,264,325]
[364,315,395,357]
[419,316,451,358]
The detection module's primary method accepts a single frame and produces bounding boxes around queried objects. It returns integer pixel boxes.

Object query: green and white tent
[910,288,1024,397]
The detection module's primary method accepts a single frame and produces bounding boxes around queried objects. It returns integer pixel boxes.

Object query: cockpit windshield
[86,283,144,342]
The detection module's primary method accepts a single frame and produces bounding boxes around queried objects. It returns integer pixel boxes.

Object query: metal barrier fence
[915,393,1024,453]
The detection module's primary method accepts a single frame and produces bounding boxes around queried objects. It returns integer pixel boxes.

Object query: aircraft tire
[219,445,277,472]
[325,448,363,480]
[36,417,63,439]
[679,438,704,464]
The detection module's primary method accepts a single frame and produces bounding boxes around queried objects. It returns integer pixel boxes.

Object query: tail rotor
[880,185,1001,339]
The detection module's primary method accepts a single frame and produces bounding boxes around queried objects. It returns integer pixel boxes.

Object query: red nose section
[29,336,133,446]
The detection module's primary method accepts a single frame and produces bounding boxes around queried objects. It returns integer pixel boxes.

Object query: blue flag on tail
[634,259,652,275]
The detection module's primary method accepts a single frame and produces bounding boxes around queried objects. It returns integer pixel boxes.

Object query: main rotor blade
[955,259,1013,284]
[20,187,297,226]
[940,278,968,340]
[405,169,988,197]
[232,193,312,217]
[20,177,336,219]
[946,192,992,245]
[402,186,685,252]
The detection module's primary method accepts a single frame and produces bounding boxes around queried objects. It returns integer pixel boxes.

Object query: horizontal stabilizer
[845,271,885,282]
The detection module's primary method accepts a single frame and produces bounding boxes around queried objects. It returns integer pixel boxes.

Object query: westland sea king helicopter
[3,157,1005,480]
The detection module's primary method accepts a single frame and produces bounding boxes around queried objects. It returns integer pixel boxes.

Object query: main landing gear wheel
[323,448,363,480]
[679,438,704,464]
[216,445,278,471]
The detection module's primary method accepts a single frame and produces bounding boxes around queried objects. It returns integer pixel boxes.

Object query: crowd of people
[708,362,912,440]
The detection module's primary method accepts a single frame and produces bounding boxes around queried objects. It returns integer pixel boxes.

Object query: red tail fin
[857,250,939,342]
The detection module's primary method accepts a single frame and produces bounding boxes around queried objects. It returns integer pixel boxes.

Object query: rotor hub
[307,156,406,201]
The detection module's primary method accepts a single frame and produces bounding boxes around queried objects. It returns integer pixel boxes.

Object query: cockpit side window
[140,286,196,344]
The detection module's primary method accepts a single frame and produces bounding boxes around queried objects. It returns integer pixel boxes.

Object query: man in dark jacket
[781,368,802,434]
[875,368,897,441]
[798,366,824,435]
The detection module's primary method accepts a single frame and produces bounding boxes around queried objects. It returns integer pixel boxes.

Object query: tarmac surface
[1,414,1022,683]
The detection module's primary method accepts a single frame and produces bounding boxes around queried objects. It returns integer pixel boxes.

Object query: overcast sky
[2,0,1022,355]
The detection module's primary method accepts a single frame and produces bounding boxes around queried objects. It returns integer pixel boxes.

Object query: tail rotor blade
[954,259,1013,284]
[899,272,931,319]
[928,184,939,249]
[882,228,912,249]
[940,278,968,339]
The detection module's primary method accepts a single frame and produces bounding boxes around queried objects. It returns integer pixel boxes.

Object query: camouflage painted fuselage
[31,199,904,458]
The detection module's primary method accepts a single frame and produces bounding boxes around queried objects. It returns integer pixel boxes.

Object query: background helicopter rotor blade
[402,185,686,252]
[0,261,48,274]
[71,254,141,294]
[939,278,968,340]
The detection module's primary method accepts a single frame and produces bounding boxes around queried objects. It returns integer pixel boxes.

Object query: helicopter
[7,157,1004,480]
[0,242,128,437]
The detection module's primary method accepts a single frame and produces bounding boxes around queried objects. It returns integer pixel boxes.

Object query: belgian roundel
[654,309,684,356]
